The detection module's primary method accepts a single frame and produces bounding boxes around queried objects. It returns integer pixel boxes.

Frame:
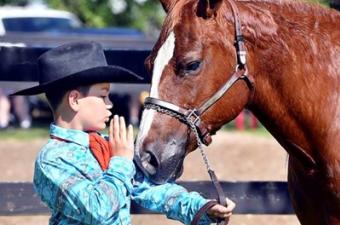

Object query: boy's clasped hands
[108,115,236,222]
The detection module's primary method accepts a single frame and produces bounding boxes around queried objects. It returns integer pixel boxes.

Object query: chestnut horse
[134,0,340,224]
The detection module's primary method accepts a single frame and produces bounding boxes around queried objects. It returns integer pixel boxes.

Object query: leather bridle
[144,0,254,146]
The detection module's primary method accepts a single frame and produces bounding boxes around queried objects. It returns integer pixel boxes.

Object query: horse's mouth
[134,153,184,184]
[150,161,184,184]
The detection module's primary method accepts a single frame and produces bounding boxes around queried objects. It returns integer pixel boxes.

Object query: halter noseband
[144,0,254,145]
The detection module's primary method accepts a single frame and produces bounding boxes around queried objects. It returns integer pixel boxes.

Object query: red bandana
[89,133,112,171]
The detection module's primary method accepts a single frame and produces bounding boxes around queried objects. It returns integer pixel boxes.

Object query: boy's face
[77,83,113,131]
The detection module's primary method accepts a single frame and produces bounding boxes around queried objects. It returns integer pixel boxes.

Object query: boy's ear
[68,90,81,112]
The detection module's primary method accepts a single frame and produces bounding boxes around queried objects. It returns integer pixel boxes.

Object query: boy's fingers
[218,212,232,218]
[211,210,232,219]
[109,118,114,142]
[214,204,229,213]
[113,115,119,140]
[119,116,126,140]
[225,198,236,211]
[208,198,235,219]
[127,124,134,143]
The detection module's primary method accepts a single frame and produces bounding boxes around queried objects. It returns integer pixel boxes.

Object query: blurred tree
[330,0,340,10]
[308,0,331,6]
[43,0,165,36]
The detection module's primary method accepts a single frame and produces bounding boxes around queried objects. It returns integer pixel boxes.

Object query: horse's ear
[197,0,223,18]
[160,0,176,13]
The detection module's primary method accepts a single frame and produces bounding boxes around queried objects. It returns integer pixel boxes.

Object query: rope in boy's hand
[191,198,235,225]
[207,198,235,223]
[109,115,134,160]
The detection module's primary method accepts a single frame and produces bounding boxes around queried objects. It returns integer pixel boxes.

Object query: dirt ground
[0,131,300,225]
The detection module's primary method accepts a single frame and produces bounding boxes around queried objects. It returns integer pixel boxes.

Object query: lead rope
[188,119,228,225]
[144,103,229,225]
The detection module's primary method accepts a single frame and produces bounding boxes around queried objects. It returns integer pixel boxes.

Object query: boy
[12,41,235,225]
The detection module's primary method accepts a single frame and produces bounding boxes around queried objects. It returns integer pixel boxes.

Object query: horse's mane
[237,0,339,21]
[168,0,339,62]
[170,0,339,39]
[215,0,340,48]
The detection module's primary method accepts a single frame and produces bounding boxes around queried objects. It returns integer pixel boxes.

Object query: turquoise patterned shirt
[34,124,212,225]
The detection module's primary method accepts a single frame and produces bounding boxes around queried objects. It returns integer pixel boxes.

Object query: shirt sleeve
[131,171,212,225]
[34,143,135,225]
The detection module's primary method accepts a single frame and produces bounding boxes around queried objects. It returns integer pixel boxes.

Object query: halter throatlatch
[143,1,253,224]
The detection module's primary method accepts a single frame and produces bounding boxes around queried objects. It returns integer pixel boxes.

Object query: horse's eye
[179,60,202,76]
[185,61,201,71]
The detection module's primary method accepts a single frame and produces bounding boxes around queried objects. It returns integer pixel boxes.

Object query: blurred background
[0,0,338,225]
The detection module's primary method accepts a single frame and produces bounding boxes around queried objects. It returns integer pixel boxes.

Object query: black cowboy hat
[11,41,143,95]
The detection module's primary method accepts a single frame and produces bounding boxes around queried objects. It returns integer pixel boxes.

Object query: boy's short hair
[45,85,90,112]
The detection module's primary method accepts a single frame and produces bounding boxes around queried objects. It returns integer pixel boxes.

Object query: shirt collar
[49,123,89,147]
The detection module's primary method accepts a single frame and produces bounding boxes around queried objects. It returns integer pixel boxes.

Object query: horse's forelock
[167,0,196,25]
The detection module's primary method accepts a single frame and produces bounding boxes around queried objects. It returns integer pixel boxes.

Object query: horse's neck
[240,1,340,166]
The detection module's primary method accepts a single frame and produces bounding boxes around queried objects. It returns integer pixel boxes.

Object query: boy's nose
[106,98,113,109]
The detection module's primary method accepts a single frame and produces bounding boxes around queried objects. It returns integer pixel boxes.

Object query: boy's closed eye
[99,90,109,99]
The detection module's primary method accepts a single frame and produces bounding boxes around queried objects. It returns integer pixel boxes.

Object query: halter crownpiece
[228,0,247,67]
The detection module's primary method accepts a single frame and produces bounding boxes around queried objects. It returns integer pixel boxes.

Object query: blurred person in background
[0,88,10,129]
[0,87,31,129]
[235,110,258,130]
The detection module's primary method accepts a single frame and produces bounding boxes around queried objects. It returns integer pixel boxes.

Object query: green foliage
[308,0,331,6]
[43,0,165,35]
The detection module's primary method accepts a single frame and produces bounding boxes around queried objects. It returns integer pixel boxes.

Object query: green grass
[0,126,49,140]
[0,122,272,140]
[0,124,138,140]
[222,121,272,137]
[237,126,271,137]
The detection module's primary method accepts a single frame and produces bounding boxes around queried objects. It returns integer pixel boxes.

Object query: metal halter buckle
[186,110,201,126]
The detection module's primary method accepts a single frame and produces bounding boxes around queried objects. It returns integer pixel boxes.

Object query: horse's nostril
[149,152,159,168]
[141,151,159,176]
[141,152,151,162]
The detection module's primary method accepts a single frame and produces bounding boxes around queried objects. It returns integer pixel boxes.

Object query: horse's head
[135,0,253,184]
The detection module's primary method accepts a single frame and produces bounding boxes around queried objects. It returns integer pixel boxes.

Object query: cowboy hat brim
[11,65,143,96]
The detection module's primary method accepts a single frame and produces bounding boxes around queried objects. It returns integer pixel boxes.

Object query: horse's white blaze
[150,31,176,98]
[136,32,176,151]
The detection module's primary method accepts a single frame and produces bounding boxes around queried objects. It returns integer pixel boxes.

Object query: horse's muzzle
[136,146,185,184]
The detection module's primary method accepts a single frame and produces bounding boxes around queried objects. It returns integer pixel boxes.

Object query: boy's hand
[207,198,235,221]
[109,115,134,160]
